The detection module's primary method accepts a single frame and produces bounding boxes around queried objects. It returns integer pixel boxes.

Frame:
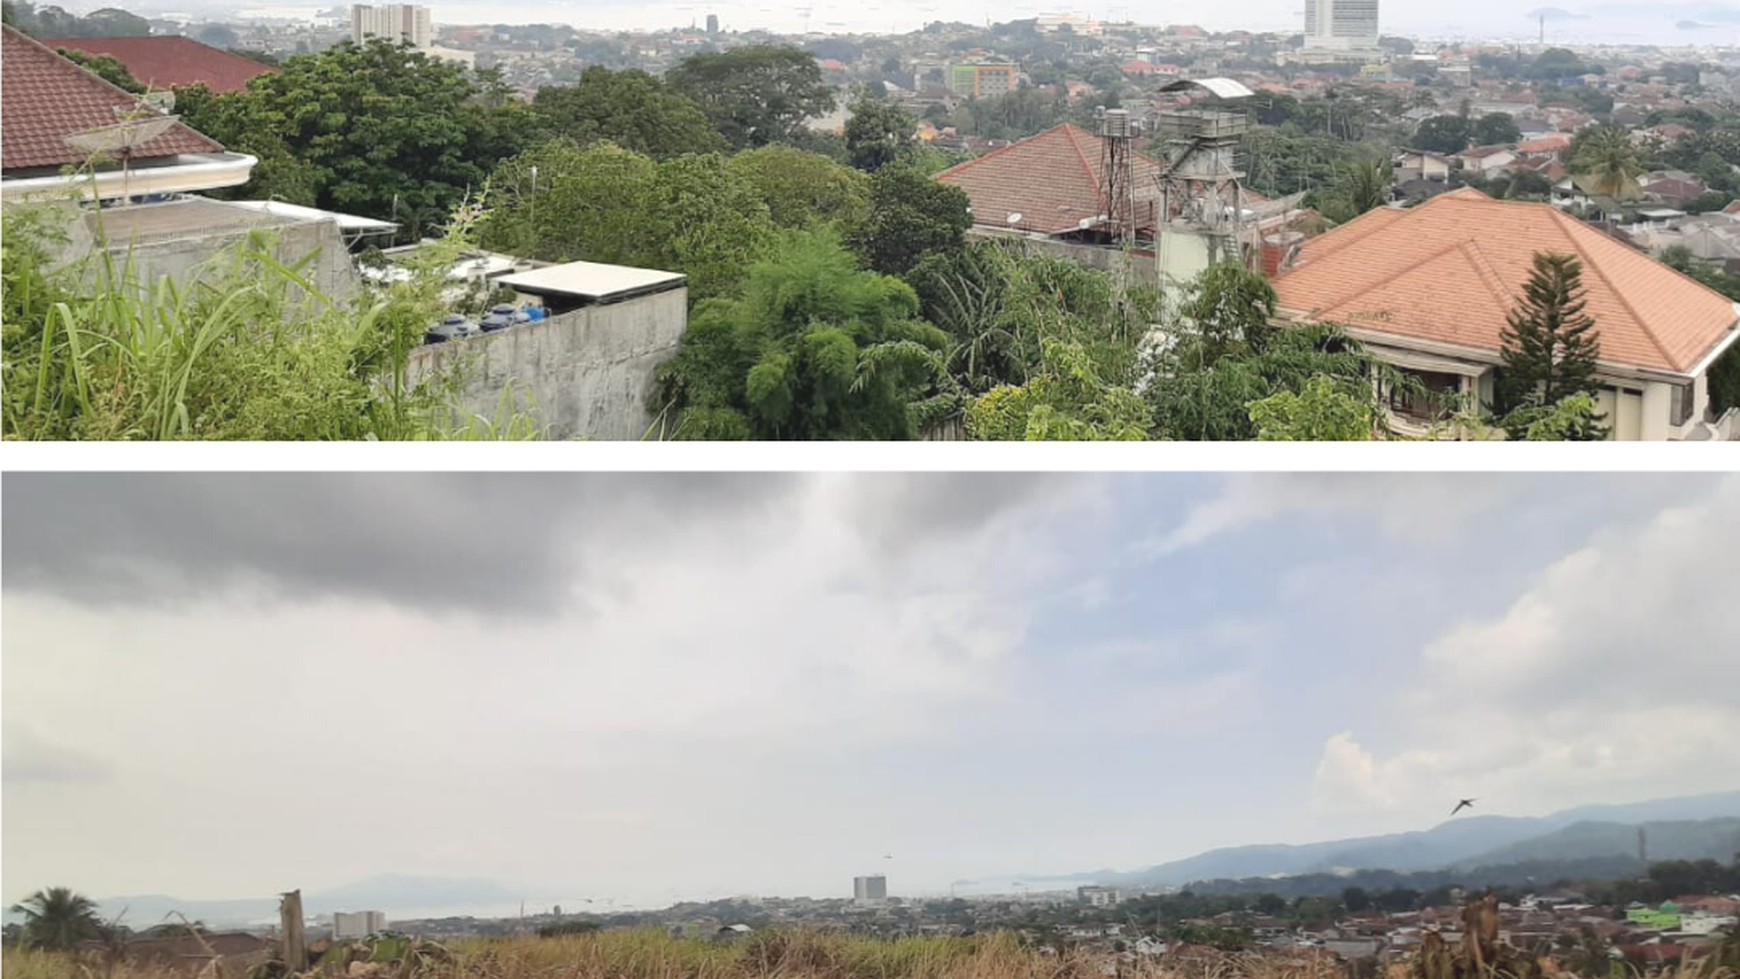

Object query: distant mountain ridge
[1071,790,1740,891]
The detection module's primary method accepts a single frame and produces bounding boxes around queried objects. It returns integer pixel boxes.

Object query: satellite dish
[1007,212,1023,224]
[65,112,181,206]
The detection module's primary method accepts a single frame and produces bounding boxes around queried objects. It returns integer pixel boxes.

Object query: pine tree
[1497,252,1604,433]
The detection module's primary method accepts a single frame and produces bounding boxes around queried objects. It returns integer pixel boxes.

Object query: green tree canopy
[1568,125,1644,202]
[849,164,971,276]
[966,338,1150,440]
[843,94,918,172]
[1413,114,1472,154]
[666,45,837,148]
[57,48,144,92]
[1246,373,1376,440]
[479,140,776,300]
[176,40,537,237]
[723,144,871,231]
[652,228,957,439]
[532,66,727,160]
[1472,112,1522,146]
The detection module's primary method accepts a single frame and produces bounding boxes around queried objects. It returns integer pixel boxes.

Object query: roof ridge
[1064,123,1099,193]
[1546,207,1676,369]
[1460,238,1514,311]
[7,24,147,104]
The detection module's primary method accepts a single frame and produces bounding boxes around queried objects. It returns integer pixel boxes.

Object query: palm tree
[1570,124,1643,202]
[1341,158,1394,215]
[9,887,106,950]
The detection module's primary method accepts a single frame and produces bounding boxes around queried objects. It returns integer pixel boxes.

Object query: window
[1389,369,1463,421]
[1670,383,1695,427]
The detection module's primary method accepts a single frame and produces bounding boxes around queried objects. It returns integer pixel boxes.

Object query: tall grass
[0,200,533,441]
[5,931,1734,979]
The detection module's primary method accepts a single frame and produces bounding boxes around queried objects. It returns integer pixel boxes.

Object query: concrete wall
[68,216,361,303]
[967,230,1159,286]
[406,287,688,440]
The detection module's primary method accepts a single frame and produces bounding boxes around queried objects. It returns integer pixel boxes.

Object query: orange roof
[935,123,1166,236]
[1517,133,1571,154]
[1272,189,1739,375]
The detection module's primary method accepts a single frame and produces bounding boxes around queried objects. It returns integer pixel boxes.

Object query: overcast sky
[5,472,1739,911]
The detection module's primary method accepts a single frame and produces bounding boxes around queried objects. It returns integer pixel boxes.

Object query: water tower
[1152,77,1257,294]
[1095,105,1140,246]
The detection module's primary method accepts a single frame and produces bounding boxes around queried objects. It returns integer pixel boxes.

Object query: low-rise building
[1271,188,1740,440]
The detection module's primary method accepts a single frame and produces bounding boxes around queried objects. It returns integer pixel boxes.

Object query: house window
[1389,369,1462,421]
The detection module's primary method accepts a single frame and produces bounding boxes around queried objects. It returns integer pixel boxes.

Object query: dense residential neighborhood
[5,0,1740,439]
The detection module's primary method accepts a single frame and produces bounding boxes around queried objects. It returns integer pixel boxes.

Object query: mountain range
[1062,790,1740,891]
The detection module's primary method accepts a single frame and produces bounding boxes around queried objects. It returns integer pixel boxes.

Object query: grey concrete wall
[967,229,1160,286]
[405,287,689,440]
[68,218,361,303]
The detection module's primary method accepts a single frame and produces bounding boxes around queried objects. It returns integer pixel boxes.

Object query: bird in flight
[1451,798,1477,816]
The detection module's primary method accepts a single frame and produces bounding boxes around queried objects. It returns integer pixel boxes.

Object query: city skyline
[4,474,1738,910]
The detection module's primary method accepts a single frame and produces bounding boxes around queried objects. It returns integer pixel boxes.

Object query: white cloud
[1310,476,1740,827]
[0,475,1096,903]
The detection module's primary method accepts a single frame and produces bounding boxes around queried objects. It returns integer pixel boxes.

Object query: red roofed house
[1272,189,1740,440]
[3,25,378,299]
[1516,133,1571,157]
[935,122,1168,240]
[2,24,253,201]
[1121,60,1161,76]
[43,35,276,94]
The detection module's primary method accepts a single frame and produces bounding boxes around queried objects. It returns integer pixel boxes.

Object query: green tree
[57,48,144,93]
[479,141,776,300]
[652,227,957,439]
[81,6,148,34]
[1318,157,1392,221]
[176,40,536,237]
[1497,252,1605,435]
[196,23,240,48]
[1247,373,1376,440]
[1341,887,1374,913]
[666,45,837,148]
[724,144,871,231]
[844,94,917,172]
[1507,391,1607,440]
[532,66,727,160]
[8,888,105,950]
[1414,114,1472,153]
[1569,125,1643,202]
[849,164,971,275]
[967,339,1150,440]
[1472,112,1522,146]
[1177,262,1279,363]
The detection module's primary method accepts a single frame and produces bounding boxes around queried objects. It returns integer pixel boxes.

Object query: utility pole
[279,891,307,972]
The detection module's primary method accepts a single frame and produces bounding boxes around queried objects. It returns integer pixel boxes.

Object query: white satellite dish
[64,112,181,206]
[1007,212,1023,225]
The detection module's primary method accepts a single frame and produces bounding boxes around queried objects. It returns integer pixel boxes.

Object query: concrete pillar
[1641,381,1672,441]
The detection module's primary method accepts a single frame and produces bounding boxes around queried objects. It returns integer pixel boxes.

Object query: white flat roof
[227,199,398,232]
[1161,76,1255,99]
[497,260,686,301]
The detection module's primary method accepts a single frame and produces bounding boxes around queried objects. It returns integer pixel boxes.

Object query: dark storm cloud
[1,473,801,616]
[1,473,1084,616]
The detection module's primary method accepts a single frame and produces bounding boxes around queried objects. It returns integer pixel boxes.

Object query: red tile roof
[1272,189,1739,375]
[935,123,1167,236]
[3,25,223,171]
[43,35,277,94]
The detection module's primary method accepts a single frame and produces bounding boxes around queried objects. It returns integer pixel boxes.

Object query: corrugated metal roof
[1159,76,1254,100]
[497,260,686,301]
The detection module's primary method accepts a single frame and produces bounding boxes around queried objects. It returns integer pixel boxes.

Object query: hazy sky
[4,473,1739,911]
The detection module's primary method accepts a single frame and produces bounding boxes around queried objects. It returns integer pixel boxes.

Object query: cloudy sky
[4,472,1739,913]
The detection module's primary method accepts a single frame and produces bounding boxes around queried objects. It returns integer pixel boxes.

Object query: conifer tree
[1498,251,1606,439]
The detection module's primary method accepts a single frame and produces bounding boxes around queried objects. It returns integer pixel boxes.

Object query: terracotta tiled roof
[43,35,277,94]
[935,123,1166,236]
[1272,188,1740,375]
[1517,133,1571,154]
[3,25,223,171]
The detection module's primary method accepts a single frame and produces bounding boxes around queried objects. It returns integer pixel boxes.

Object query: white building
[1302,0,1378,52]
[853,875,888,905]
[351,4,434,49]
[1078,886,1120,908]
[332,911,387,939]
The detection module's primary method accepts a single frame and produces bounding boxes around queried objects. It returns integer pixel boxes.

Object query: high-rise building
[1302,0,1378,51]
[351,4,434,49]
[705,13,718,35]
[853,875,888,904]
[332,911,386,940]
